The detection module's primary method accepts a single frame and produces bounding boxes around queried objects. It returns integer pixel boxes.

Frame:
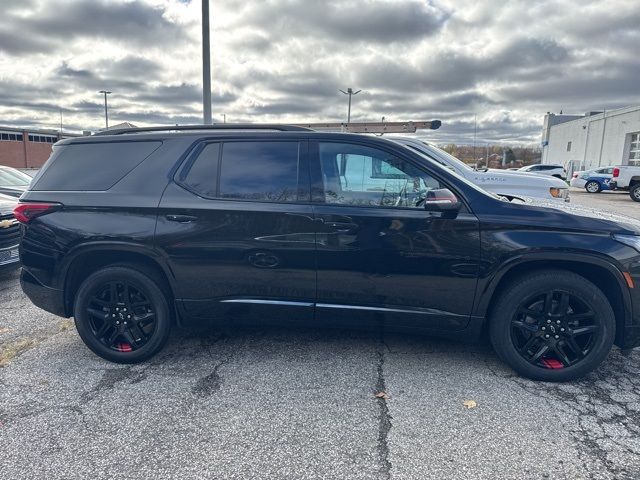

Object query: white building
[541,105,640,173]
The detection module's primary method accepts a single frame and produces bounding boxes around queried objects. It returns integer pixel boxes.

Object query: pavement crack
[375,339,393,480]
[80,366,146,403]
[191,332,235,398]
[191,360,225,396]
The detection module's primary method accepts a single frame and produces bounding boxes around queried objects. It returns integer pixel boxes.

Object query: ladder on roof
[94,120,441,136]
[293,120,441,133]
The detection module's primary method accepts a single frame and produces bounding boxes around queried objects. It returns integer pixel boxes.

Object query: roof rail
[93,124,312,136]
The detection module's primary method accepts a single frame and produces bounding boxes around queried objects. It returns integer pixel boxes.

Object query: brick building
[0,126,80,169]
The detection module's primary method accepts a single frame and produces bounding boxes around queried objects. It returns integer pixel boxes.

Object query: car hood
[0,194,17,216]
[511,196,640,235]
[483,169,567,186]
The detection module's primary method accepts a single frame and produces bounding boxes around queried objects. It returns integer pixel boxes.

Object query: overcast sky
[0,0,638,144]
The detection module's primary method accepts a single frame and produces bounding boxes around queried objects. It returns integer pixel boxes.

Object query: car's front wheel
[490,270,615,381]
[585,180,601,193]
[73,265,172,363]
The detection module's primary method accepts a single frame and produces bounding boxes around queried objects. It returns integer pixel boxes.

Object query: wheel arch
[477,255,631,348]
[629,177,640,186]
[61,242,176,317]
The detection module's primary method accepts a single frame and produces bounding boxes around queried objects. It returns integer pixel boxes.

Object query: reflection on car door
[310,140,481,332]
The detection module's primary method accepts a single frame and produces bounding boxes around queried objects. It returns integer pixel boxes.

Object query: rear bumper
[20,268,67,317]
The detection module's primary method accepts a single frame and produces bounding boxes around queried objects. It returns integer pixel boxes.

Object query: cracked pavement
[2,267,640,479]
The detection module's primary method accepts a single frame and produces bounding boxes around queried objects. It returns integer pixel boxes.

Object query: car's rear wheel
[490,270,615,381]
[73,265,172,363]
[585,180,601,193]
[630,184,640,202]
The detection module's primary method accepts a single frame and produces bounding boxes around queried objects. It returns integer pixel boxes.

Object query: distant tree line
[440,144,542,169]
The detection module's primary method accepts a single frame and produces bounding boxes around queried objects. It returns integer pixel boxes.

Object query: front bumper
[20,268,67,317]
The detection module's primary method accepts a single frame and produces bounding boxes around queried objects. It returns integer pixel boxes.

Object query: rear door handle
[166,214,197,223]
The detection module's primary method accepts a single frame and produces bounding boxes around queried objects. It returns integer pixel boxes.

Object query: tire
[73,265,172,363]
[489,270,615,381]
[585,181,601,193]
[630,184,640,202]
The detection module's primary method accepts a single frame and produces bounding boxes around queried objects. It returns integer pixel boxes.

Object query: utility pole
[98,90,111,129]
[59,108,63,136]
[473,114,477,162]
[339,88,361,123]
[597,109,607,167]
[202,0,212,125]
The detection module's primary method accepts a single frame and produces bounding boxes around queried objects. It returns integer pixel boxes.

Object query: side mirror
[424,188,462,213]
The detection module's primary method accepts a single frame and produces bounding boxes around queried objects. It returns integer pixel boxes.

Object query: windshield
[0,167,31,186]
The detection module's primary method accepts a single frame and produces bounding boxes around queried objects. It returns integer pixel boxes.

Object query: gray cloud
[236,0,448,43]
[0,0,639,144]
[0,0,188,56]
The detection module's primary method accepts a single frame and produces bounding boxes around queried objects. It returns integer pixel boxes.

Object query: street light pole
[202,0,212,125]
[339,88,361,124]
[98,90,112,129]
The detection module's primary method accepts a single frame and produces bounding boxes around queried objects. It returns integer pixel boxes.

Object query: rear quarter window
[32,140,162,191]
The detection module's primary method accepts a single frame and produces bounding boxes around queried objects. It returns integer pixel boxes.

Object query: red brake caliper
[541,358,564,369]
[116,343,133,353]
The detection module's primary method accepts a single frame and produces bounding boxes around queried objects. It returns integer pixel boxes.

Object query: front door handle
[166,214,197,223]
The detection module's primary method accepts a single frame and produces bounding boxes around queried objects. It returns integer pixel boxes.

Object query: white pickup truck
[609,166,640,201]
[389,137,570,202]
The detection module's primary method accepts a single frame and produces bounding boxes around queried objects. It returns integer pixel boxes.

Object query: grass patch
[0,338,40,368]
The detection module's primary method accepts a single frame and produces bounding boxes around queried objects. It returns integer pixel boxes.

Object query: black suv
[16,125,640,381]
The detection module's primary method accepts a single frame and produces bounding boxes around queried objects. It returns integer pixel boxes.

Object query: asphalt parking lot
[2,190,640,479]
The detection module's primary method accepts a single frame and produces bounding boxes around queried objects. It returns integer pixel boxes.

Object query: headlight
[613,234,640,253]
[550,187,569,199]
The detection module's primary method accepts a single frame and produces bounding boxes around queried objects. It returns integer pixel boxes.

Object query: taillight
[572,172,579,178]
[13,202,62,224]
[613,167,620,178]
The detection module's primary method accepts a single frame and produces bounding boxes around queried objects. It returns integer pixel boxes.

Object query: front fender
[473,251,632,326]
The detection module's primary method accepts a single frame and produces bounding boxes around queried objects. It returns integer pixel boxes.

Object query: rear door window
[32,141,161,191]
[180,141,301,202]
[219,142,299,202]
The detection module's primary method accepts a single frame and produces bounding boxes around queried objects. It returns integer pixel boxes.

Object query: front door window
[318,143,443,208]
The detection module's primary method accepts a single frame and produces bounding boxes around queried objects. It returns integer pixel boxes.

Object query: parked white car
[518,164,567,180]
[389,137,570,202]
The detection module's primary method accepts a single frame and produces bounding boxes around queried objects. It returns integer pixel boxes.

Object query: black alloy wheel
[74,265,172,363]
[511,290,599,369]
[86,280,157,352]
[490,270,615,381]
